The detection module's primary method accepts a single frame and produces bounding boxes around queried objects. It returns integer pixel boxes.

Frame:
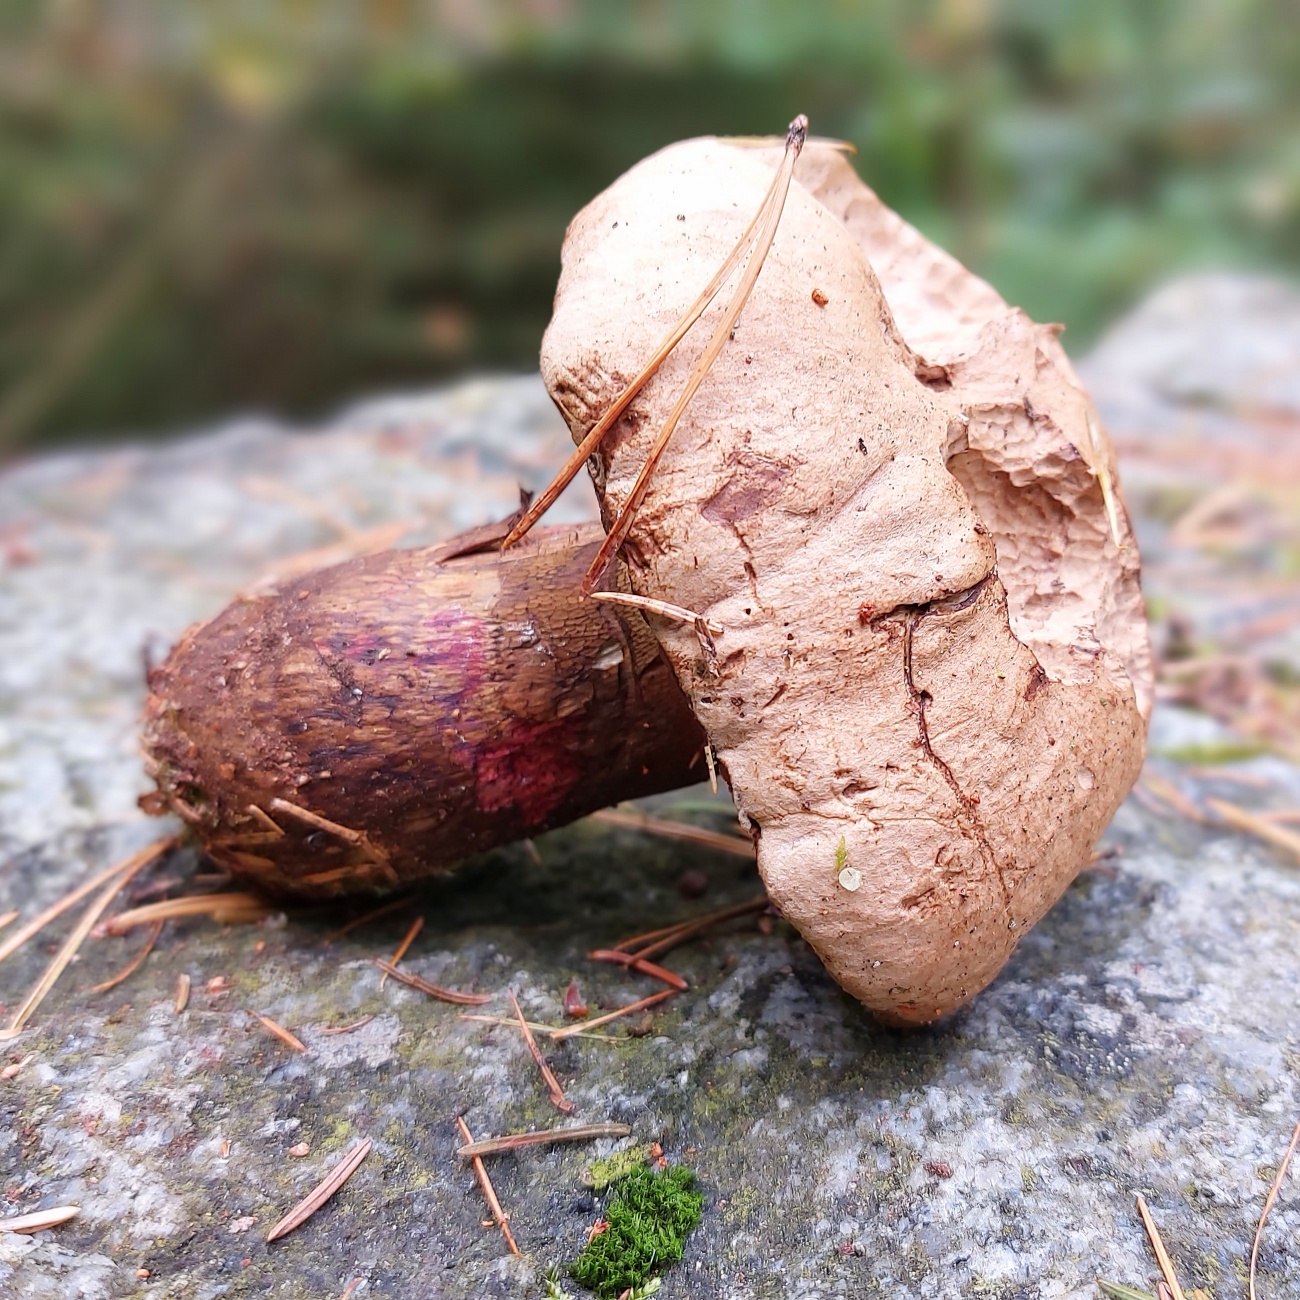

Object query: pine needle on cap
[502,120,803,552]
[581,115,809,594]
[265,1138,371,1243]
[1248,1117,1300,1300]
[1135,1194,1187,1300]
[378,916,424,989]
[456,1122,632,1160]
[1,840,170,1040]
[0,1205,80,1234]
[89,919,163,995]
[0,835,176,966]
[509,991,575,1114]
[372,960,492,1006]
[455,1115,519,1256]
[254,1013,307,1054]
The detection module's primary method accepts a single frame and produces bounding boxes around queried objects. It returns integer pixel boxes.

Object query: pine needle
[0,1205,81,1234]
[588,591,722,634]
[174,972,191,1013]
[265,1138,371,1243]
[509,990,575,1114]
[1087,409,1125,549]
[254,1013,307,1054]
[551,990,677,1041]
[0,911,18,933]
[590,807,754,858]
[1207,797,1300,865]
[378,916,424,989]
[456,1115,520,1256]
[582,114,808,594]
[319,896,411,944]
[102,891,273,934]
[456,1122,632,1159]
[372,959,493,1006]
[0,842,166,1040]
[89,919,163,994]
[0,836,176,966]
[501,121,802,551]
[588,950,688,990]
[1248,1117,1300,1300]
[1135,1194,1187,1300]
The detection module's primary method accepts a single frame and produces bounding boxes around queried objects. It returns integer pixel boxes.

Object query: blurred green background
[2,0,1298,455]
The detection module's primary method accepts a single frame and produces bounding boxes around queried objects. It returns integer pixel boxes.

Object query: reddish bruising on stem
[473,717,584,823]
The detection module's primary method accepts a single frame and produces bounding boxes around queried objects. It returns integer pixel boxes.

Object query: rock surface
[2,281,1299,1299]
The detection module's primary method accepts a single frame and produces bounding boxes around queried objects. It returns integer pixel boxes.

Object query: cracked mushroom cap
[541,137,1151,1023]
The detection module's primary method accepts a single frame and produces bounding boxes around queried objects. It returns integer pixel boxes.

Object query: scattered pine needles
[265,1139,371,1243]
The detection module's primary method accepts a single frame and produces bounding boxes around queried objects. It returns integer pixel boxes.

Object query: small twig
[255,1013,307,1054]
[581,114,808,594]
[1,842,167,1040]
[587,591,722,635]
[0,836,176,966]
[590,807,754,858]
[551,990,677,1041]
[0,1205,81,1234]
[318,1015,375,1036]
[89,919,164,994]
[1135,1194,1187,1300]
[174,973,191,1014]
[456,1122,632,1160]
[373,960,493,1006]
[588,950,688,990]
[102,891,273,935]
[509,991,575,1114]
[458,1014,621,1043]
[266,1139,372,1243]
[1249,1117,1300,1300]
[379,916,424,990]
[455,1116,520,1256]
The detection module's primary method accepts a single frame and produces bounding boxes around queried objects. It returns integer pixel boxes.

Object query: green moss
[583,1143,654,1192]
[569,1165,704,1298]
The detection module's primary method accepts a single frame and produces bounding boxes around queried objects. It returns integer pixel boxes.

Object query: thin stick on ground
[265,1139,372,1243]
[89,919,164,995]
[581,114,808,594]
[0,840,170,1040]
[255,1013,307,1054]
[551,989,677,1041]
[0,835,176,966]
[1249,1117,1300,1300]
[509,991,576,1114]
[378,915,424,990]
[373,960,493,1006]
[456,1122,632,1160]
[501,126,800,552]
[455,1115,520,1256]
[1135,1194,1187,1300]
[590,807,755,858]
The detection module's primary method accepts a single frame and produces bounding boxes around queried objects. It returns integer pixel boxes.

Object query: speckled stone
[2,287,1299,1299]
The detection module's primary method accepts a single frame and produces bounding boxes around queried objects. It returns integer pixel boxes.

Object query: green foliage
[569,1165,704,1298]
[583,1143,655,1192]
[3,2,1299,451]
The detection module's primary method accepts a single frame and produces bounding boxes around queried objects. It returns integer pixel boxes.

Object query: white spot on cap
[838,866,862,892]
